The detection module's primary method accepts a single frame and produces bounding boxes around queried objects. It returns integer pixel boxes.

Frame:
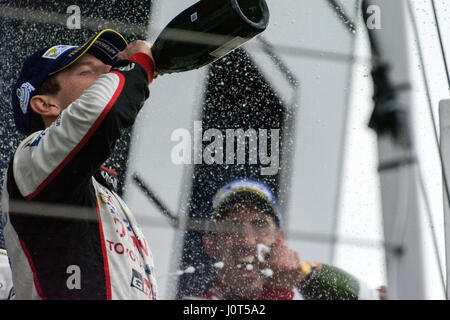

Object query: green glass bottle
[298,262,377,300]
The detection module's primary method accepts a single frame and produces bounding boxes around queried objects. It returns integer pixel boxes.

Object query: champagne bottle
[152,0,270,74]
[298,262,380,300]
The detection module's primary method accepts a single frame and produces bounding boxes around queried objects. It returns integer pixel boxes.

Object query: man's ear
[30,95,60,117]
[203,233,220,260]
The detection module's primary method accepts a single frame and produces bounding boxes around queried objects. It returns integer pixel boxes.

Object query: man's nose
[239,223,258,247]
[94,65,111,78]
[104,64,112,74]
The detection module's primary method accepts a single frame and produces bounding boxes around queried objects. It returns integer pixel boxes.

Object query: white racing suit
[2,53,158,300]
[0,249,14,299]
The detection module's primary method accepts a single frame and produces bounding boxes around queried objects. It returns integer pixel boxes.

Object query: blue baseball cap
[211,178,281,226]
[12,29,128,135]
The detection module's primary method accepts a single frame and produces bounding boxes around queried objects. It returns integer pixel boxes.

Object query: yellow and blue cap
[212,178,281,226]
[12,29,127,135]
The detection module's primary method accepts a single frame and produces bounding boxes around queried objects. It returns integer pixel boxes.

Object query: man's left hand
[263,238,303,289]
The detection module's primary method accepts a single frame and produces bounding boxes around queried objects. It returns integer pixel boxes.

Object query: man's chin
[229,272,264,299]
[227,285,263,300]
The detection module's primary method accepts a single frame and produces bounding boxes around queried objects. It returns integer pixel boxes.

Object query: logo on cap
[42,45,76,59]
[93,38,119,59]
[16,82,35,114]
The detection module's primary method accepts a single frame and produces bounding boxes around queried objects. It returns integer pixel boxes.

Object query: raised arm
[12,42,155,202]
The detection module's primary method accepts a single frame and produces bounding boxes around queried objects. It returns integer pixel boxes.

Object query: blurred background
[1,0,449,299]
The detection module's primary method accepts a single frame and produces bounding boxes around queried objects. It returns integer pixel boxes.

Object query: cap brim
[49,29,128,75]
[212,190,280,225]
